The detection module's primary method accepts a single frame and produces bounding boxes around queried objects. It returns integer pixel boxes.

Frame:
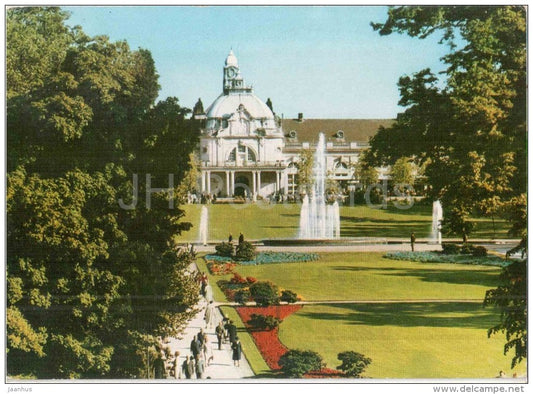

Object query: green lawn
[279,303,526,378]
[197,252,524,378]
[175,203,511,241]
[235,252,501,301]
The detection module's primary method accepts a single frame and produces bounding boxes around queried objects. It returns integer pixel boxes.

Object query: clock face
[226,67,237,78]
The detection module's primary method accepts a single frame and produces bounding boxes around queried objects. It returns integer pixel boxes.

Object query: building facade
[197,51,393,199]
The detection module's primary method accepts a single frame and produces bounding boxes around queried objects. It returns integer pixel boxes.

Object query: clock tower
[223,50,252,95]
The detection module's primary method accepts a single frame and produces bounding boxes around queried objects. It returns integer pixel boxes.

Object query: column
[283,172,289,194]
[206,171,211,194]
[276,171,280,192]
[257,171,261,195]
[252,171,257,196]
[225,171,230,196]
[230,171,235,196]
[201,170,206,193]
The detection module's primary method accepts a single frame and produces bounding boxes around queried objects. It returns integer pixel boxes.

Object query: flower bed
[236,305,302,370]
[206,261,236,275]
[205,252,319,266]
[384,251,510,267]
[303,368,345,379]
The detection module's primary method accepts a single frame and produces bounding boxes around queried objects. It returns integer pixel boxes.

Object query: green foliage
[249,281,280,307]
[336,351,372,377]
[297,149,314,194]
[279,349,324,378]
[484,259,527,369]
[6,7,199,378]
[280,290,300,304]
[390,157,416,188]
[369,6,526,241]
[234,289,251,305]
[442,208,474,243]
[247,314,282,331]
[215,242,234,258]
[235,241,257,261]
[442,243,461,255]
[472,246,488,257]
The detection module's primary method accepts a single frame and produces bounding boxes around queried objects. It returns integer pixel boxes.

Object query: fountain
[199,205,208,246]
[431,200,443,244]
[298,132,340,239]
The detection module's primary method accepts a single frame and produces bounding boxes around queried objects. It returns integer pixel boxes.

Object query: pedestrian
[204,300,216,328]
[187,354,196,379]
[197,329,205,346]
[228,234,233,243]
[195,354,205,379]
[205,281,214,303]
[190,335,201,359]
[215,321,224,350]
[153,349,166,379]
[227,320,237,344]
[200,273,208,297]
[238,232,244,244]
[231,337,242,367]
[182,355,191,379]
[171,351,181,379]
[202,333,214,366]
[410,232,416,252]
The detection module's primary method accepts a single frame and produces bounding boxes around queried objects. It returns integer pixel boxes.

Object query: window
[228,148,236,162]
[247,149,256,162]
[336,130,344,139]
[288,130,297,138]
[238,145,246,153]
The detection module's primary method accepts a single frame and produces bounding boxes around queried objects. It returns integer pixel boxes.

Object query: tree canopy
[7,7,200,378]
[370,5,526,368]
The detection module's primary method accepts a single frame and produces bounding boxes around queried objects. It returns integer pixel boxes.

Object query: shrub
[247,314,282,330]
[280,290,299,304]
[215,242,234,257]
[279,349,324,378]
[336,351,372,378]
[235,241,257,261]
[461,243,475,254]
[246,276,257,284]
[442,243,461,255]
[473,245,488,257]
[234,289,251,305]
[230,272,247,285]
[249,281,280,307]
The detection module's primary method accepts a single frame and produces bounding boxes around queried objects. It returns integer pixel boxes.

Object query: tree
[297,149,314,194]
[279,350,323,378]
[371,5,526,367]
[336,351,372,378]
[192,98,204,115]
[7,7,199,378]
[249,281,280,307]
[484,259,527,369]
[390,157,416,189]
[369,6,526,230]
[177,152,200,202]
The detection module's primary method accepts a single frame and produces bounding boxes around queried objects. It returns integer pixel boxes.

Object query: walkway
[161,298,254,380]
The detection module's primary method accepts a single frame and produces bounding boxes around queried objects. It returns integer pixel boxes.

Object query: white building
[197,51,393,199]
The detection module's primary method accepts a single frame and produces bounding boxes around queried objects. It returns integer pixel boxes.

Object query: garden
[197,249,525,378]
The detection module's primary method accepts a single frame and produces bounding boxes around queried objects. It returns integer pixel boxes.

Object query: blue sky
[63,6,451,119]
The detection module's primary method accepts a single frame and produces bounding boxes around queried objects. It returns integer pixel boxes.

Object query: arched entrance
[234,174,250,197]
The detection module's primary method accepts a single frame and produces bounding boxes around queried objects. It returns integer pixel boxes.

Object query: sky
[63,6,452,119]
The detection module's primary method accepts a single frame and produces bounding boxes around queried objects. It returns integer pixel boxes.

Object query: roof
[281,118,395,143]
[206,92,275,119]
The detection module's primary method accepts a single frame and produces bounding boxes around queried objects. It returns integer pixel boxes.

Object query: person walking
[182,355,191,379]
[215,321,224,350]
[204,282,214,303]
[171,351,181,379]
[197,329,206,346]
[187,354,196,379]
[228,234,233,243]
[190,335,201,359]
[238,232,244,244]
[231,337,242,367]
[195,354,205,379]
[227,320,237,344]
[410,232,416,252]
[202,333,214,366]
[153,350,166,379]
[204,301,216,328]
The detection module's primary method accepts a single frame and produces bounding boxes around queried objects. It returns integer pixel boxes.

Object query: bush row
[384,251,510,267]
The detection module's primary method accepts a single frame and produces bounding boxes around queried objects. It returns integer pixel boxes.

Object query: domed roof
[206,93,275,119]
[225,50,238,67]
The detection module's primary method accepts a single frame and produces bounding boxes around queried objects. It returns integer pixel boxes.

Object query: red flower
[236,305,302,370]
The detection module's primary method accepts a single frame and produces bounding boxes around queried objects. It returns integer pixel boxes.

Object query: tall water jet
[432,200,443,244]
[199,205,209,246]
[298,132,340,239]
